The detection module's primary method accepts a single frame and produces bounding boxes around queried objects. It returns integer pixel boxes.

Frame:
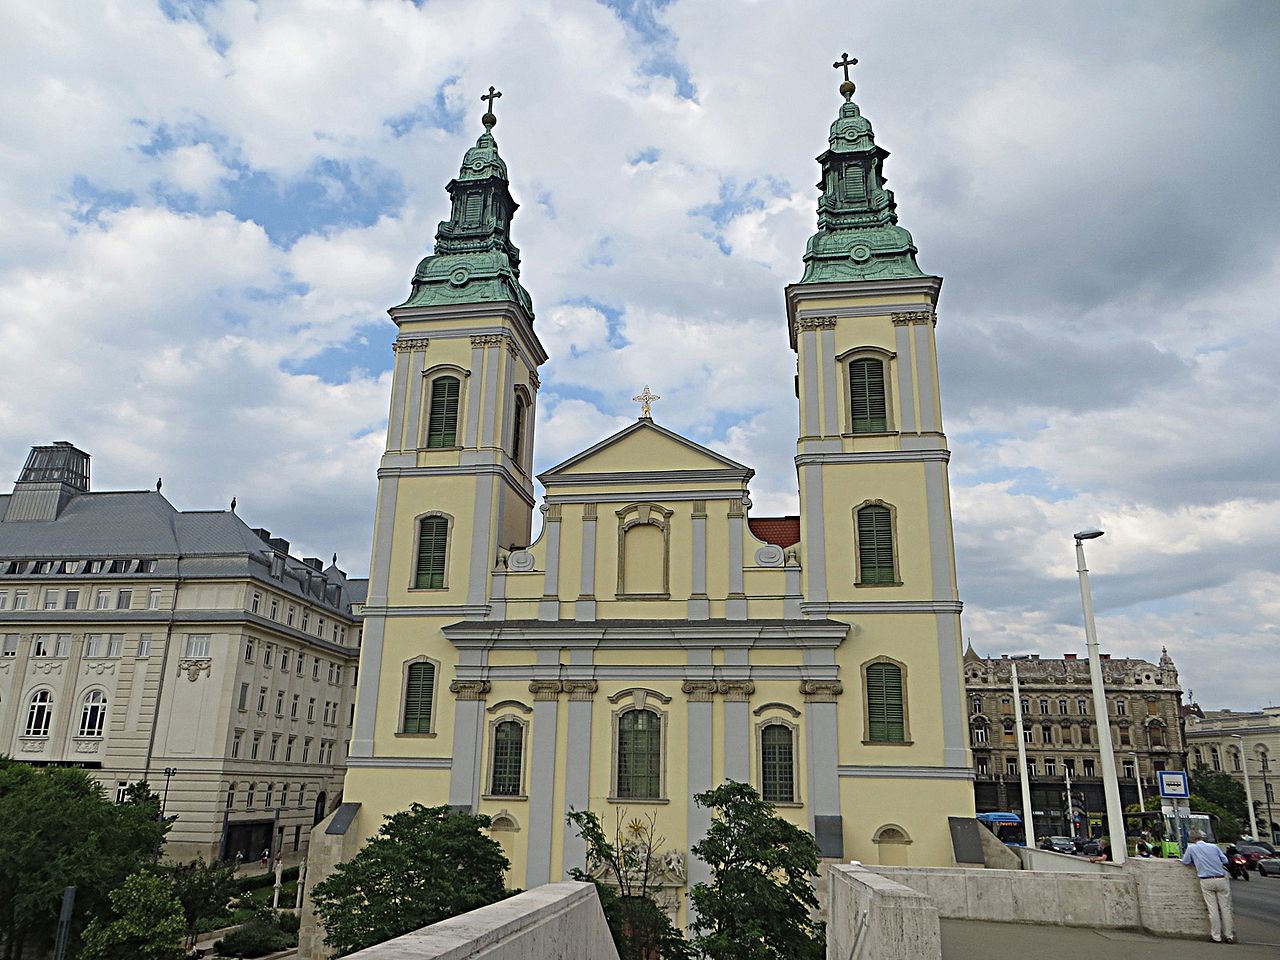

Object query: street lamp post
[1130,751,1145,811]
[1074,529,1127,864]
[1011,662,1036,846]
[161,767,178,819]
[1255,755,1275,844]
[1230,735,1260,840]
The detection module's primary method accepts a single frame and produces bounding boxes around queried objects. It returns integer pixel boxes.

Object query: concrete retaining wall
[1123,858,1212,939]
[827,865,941,960]
[342,883,619,960]
[1014,846,1112,873]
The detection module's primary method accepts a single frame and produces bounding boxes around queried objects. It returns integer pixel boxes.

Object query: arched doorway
[313,790,327,826]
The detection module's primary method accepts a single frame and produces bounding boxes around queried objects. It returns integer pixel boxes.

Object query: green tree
[565,808,689,960]
[311,804,510,957]
[0,760,169,960]
[78,871,185,960]
[689,781,825,960]
[1191,768,1248,821]
[166,857,238,946]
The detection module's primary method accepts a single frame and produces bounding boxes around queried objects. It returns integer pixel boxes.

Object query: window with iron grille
[616,708,661,799]
[426,377,460,448]
[865,661,905,742]
[490,720,523,796]
[415,517,448,589]
[402,661,435,733]
[848,357,888,433]
[761,724,795,802]
[856,505,895,584]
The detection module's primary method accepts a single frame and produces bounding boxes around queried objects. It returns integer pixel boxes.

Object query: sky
[1,0,1276,711]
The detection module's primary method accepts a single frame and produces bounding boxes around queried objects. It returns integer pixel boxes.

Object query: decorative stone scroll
[794,316,839,332]
[717,680,756,702]
[755,544,785,567]
[507,550,535,572]
[681,681,717,702]
[528,680,563,701]
[891,311,934,326]
[391,336,430,353]
[449,680,492,701]
[800,679,844,702]
[179,658,211,682]
[563,680,598,701]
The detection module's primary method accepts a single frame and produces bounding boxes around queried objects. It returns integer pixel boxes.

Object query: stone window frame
[608,687,671,803]
[482,712,530,801]
[851,499,903,587]
[408,510,454,592]
[615,503,674,600]
[755,715,802,807]
[860,655,912,745]
[970,718,990,745]
[836,345,897,436]
[396,655,440,738]
[420,364,469,450]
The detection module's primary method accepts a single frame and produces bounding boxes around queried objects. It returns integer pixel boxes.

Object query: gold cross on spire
[833,52,858,101]
[632,385,660,420]
[480,86,502,128]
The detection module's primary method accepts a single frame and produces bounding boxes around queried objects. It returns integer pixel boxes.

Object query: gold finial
[833,52,858,101]
[480,86,502,129]
[632,385,660,420]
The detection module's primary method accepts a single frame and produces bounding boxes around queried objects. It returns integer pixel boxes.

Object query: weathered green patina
[797,65,924,284]
[398,93,534,316]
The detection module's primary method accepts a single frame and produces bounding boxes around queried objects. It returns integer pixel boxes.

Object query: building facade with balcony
[0,441,365,863]
[1185,706,1279,844]
[963,646,1184,838]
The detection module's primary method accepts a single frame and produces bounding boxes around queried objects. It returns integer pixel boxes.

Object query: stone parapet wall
[827,865,941,960]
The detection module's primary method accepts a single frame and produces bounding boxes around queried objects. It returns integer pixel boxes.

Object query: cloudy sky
[2,1,1276,710]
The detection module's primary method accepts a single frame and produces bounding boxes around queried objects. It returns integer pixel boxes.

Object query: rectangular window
[86,560,104,574]
[14,590,29,610]
[2,635,18,657]
[976,757,989,776]
[43,590,59,610]
[231,731,242,758]
[760,724,795,803]
[293,825,301,851]
[308,697,316,721]
[107,634,123,657]
[286,736,295,762]
[116,589,132,609]
[301,610,309,631]
[414,517,449,588]
[1064,759,1075,775]
[238,683,250,711]
[33,634,51,657]
[270,736,280,761]
[1045,758,1057,776]
[280,651,289,672]
[108,559,127,574]
[298,783,305,808]
[269,598,279,620]
[317,616,325,638]
[856,506,896,584]
[251,733,262,759]
[312,659,320,680]
[185,634,210,658]
[85,634,104,657]
[0,593,8,610]
[94,590,109,610]
[137,559,155,573]
[291,694,300,719]
[1027,759,1038,776]
[65,589,80,609]
[335,666,343,685]
[302,738,312,762]
[1083,759,1095,777]
[244,637,255,662]
[286,605,295,626]
[1119,728,1131,746]
[251,591,262,614]
[55,635,70,656]
[264,643,274,668]
[1006,759,1018,776]
[275,690,284,716]
[296,653,304,676]
[33,560,52,574]
[257,687,268,712]
[426,377,460,448]
[865,661,906,742]
[116,781,129,804]
[848,357,888,433]
[1122,760,1136,779]
[147,588,161,610]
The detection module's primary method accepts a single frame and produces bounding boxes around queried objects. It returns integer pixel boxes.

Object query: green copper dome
[797,91,924,284]
[398,109,533,316]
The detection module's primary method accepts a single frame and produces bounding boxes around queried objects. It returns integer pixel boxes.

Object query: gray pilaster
[479,339,501,448]
[499,344,516,454]
[403,346,428,449]
[525,669,560,886]
[447,683,485,811]
[800,467,827,604]
[726,504,746,620]
[820,327,839,437]
[913,323,938,433]
[807,699,843,853]
[926,456,967,767]
[464,341,485,449]
[894,322,918,433]
[784,565,802,619]
[722,649,750,783]
[387,348,412,451]
[576,507,597,622]
[561,654,595,876]
[688,505,709,620]
[685,651,715,895]
[489,570,507,621]
[801,330,821,437]
[350,474,399,757]
[539,507,562,621]
[466,475,495,608]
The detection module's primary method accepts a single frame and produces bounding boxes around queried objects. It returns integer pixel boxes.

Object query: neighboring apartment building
[0,441,365,863]
[1185,706,1279,843]
[964,646,1185,837]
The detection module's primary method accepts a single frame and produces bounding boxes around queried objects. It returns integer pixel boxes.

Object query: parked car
[1040,836,1076,854]
[1257,856,1280,878]
[1078,839,1101,858]
[1237,844,1276,871]
[1242,839,1277,855]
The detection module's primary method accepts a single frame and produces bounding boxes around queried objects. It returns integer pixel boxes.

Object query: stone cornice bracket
[392,336,430,353]
[794,316,839,333]
[528,680,563,701]
[470,334,509,347]
[563,680,598,701]
[891,311,935,326]
[681,681,718,702]
[800,679,843,702]
[449,680,492,701]
[717,680,756,702]
[528,370,540,389]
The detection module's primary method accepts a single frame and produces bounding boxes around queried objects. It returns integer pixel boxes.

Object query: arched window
[25,690,53,737]
[1210,747,1221,772]
[425,376,460,448]
[616,708,661,799]
[510,395,526,463]
[848,357,887,433]
[246,782,256,806]
[79,690,106,737]
[414,516,448,589]
[490,720,524,797]
[865,661,906,742]
[971,720,989,745]
[402,661,436,734]
[855,504,896,584]
[760,724,795,803]
[971,696,982,715]
[1148,722,1166,748]
[1231,750,1242,772]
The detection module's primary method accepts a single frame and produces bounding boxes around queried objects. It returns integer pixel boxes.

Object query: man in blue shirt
[1181,830,1235,943]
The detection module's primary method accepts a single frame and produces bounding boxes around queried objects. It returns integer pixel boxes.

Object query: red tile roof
[748,516,801,548]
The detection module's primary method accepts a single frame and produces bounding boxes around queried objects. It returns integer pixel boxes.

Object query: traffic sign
[1157,770,1190,799]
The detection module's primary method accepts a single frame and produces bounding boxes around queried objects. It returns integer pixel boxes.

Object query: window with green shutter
[616,708,661,799]
[761,724,795,802]
[849,358,888,433]
[426,377,460,448]
[402,661,435,734]
[415,516,448,589]
[490,720,523,796]
[857,504,895,584]
[866,661,906,742]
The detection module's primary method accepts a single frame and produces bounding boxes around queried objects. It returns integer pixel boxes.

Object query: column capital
[449,680,491,701]
[681,681,718,702]
[800,679,844,702]
[717,680,756,702]
[563,680,598,701]
[529,680,563,701]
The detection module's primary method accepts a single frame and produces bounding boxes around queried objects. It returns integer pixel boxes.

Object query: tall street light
[1010,662,1036,845]
[1129,751,1145,812]
[1230,735,1260,840]
[1074,529,1127,864]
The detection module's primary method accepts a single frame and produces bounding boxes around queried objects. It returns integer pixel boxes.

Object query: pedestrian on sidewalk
[1181,829,1235,943]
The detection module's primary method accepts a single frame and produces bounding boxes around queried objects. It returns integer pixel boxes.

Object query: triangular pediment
[539,419,752,484]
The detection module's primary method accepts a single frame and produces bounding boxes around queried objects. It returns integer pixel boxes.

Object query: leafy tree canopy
[78,871,186,960]
[689,781,825,960]
[166,857,238,944]
[0,759,168,960]
[311,803,510,957]
[1190,768,1248,821]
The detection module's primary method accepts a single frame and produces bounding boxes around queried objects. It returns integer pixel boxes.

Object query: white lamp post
[1230,735,1260,840]
[1130,751,1145,811]
[1011,662,1036,846]
[1074,529,1127,864]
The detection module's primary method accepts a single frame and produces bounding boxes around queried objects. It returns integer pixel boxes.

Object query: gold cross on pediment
[632,385,660,419]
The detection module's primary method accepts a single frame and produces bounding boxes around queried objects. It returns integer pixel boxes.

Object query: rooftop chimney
[1100,653,1111,660]
[1064,653,1078,660]
[303,557,323,571]
[267,537,291,555]
[5,442,91,522]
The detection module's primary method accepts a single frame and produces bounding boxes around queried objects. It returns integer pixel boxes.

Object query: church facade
[340,69,974,900]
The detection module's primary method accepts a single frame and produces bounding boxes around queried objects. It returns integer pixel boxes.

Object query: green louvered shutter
[761,724,795,802]
[426,377,460,448]
[849,358,888,433]
[403,661,435,734]
[866,662,905,742]
[490,720,523,796]
[415,517,448,589]
[857,505,895,583]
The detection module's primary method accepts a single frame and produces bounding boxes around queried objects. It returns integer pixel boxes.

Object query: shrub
[213,918,294,957]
